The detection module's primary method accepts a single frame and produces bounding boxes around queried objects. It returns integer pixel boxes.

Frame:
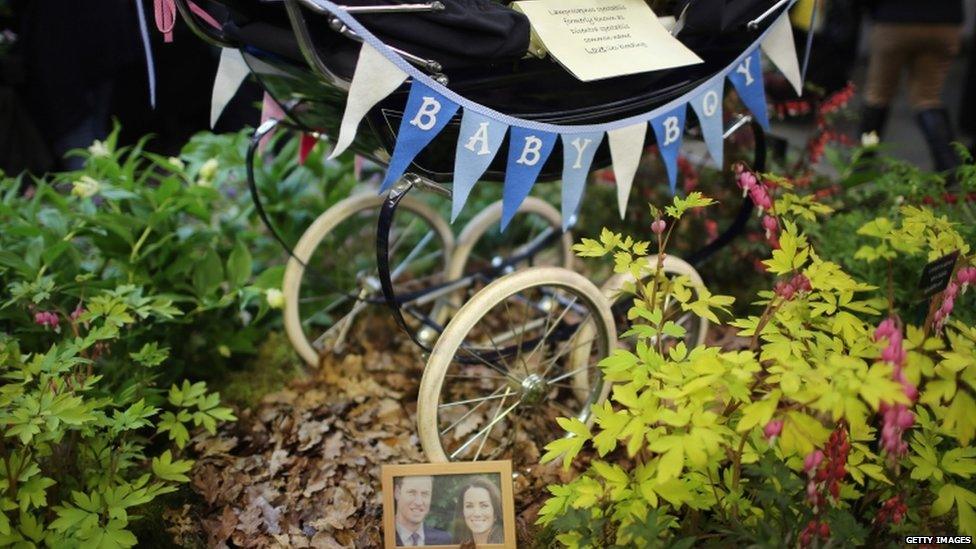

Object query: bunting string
[208,0,802,227]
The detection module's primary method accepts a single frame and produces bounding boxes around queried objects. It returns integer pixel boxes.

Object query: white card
[513,0,703,82]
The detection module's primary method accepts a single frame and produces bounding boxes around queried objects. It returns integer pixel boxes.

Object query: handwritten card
[513,0,703,82]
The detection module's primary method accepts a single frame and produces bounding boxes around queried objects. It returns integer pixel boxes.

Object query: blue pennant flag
[451,110,508,222]
[560,131,603,231]
[690,79,725,168]
[381,81,460,192]
[728,48,769,130]
[501,127,557,230]
[649,103,688,194]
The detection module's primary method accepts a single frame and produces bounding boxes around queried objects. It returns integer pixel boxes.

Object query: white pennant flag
[608,123,647,218]
[761,12,803,96]
[330,44,408,159]
[211,48,250,128]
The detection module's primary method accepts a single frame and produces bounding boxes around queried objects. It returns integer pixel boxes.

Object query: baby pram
[174,0,790,464]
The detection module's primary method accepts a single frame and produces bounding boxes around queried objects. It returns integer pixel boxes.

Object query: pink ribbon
[154,0,176,42]
[153,0,222,42]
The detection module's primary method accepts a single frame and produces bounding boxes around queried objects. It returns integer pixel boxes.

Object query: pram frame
[180,0,772,463]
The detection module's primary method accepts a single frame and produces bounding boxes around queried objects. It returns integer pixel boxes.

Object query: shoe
[915,108,961,173]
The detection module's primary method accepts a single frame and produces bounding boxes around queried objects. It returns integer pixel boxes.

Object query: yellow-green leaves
[541,417,591,469]
[762,222,809,275]
[855,206,970,264]
[778,412,831,457]
[943,392,976,446]
[737,391,781,433]
[664,192,715,219]
[649,436,685,481]
[931,484,976,536]
[682,286,735,324]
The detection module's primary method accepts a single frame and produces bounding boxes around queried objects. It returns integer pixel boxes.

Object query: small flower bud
[265,288,285,309]
[651,219,667,235]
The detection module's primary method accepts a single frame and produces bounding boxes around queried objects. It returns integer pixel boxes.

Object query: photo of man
[393,475,452,546]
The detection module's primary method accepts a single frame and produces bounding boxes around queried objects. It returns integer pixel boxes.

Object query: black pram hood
[345,0,532,68]
[227,0,781,72]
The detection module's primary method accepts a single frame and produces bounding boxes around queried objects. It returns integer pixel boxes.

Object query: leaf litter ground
[168,313,748,547]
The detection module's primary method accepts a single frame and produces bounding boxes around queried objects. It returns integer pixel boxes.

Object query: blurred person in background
[858,0,964,176]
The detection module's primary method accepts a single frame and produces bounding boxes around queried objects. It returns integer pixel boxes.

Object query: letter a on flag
[649,103,688,194]
[381,81,459,192]
[452,111,508,222]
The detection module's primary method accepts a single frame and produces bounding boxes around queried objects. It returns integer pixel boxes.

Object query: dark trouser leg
[915,108,961,173]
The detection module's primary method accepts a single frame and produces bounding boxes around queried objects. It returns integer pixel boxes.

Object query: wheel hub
[520,373,547,405]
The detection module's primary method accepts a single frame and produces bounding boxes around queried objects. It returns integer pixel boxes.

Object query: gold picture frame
[381,461,516,549]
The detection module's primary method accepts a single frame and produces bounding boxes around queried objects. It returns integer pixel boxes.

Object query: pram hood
[183,0,799,217]
[216,0,782,74]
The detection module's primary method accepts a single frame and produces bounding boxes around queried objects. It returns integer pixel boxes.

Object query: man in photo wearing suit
[393,476,452,546]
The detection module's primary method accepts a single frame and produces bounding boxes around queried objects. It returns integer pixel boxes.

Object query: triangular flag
[689,79,725,168]
[560,131,603,230]
[761,12,803,96]
[501,127,557,230]
[211,48,250,128]
[728,48,770,130]
[298,133,317,165]
[607,123,647,218]
[330,44,408,159]
[650,103,688,194]
[451,111,508,222]
[380,81,460,192]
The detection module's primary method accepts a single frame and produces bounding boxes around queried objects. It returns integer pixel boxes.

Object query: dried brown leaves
[174,317,567,548]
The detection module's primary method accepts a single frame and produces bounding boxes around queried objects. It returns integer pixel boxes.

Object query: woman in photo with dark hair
[451,477,504,545]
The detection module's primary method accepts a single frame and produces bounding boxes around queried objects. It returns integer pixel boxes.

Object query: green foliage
[806,144,976,324]
[537,190,976,546]
[0,124,357,383]
[0,288,234,547]
[0,124,362,545]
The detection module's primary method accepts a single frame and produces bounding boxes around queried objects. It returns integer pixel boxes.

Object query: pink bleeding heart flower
[874,318,898,342]
[804,450,825,474]
[651,219,667,235]
[71,304,85,322]
[902,381,918,402]
[33,311,59,329]
[763,419,784,440]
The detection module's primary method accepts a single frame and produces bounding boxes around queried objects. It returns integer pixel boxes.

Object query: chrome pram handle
[173,0,238,48]
[287,0,450,87]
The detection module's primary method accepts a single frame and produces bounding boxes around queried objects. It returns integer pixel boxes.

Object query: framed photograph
[381,461,516,549]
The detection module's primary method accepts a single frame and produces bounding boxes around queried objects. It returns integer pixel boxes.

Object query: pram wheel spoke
[283,193,453,366]
[418,267,615,464]
[437,197,573,325]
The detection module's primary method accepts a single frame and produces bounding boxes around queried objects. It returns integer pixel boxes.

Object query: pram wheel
[417,267,615,463]
[431,197,574,326]
[283,193,454,366]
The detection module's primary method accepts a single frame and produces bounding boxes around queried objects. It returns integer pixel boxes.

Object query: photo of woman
[450,477,505,545]
[382,463,515,548]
